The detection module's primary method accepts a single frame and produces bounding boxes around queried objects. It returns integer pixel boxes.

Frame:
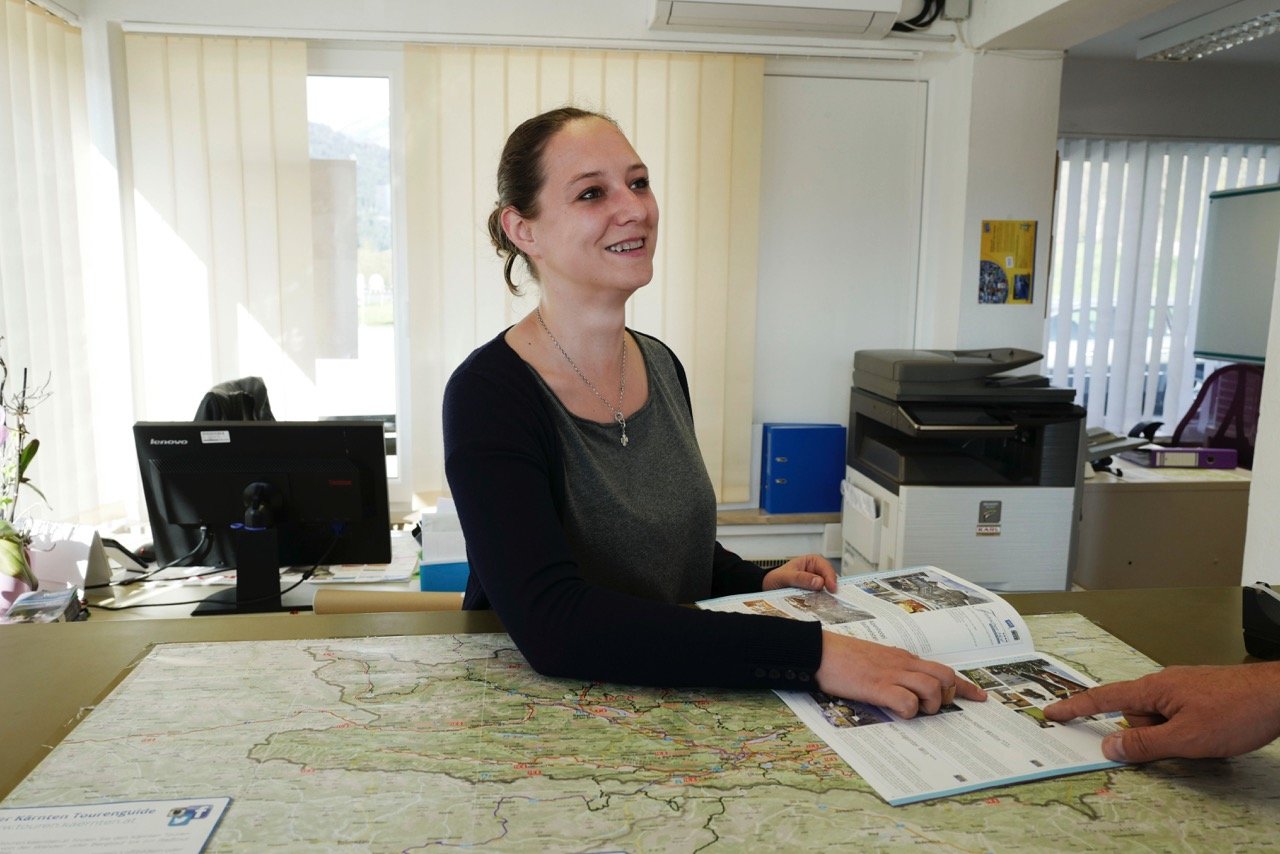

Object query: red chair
[1171,363,1264,469]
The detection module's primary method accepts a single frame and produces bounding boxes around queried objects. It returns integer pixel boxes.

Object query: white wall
[1058,51,1280,588]
[915,50,1063,354]
[953,52,1062,351]
[74,0,1065,423]
[753,71,925,425]
[749,51,1064,426]
[69,0,1066,496]
[1060,58,1280,141]
[66,0,1280,581]
[1242,236,1280,586]
[74,0,927,55]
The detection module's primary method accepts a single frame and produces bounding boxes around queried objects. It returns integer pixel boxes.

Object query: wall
[1060,57,1280,141]
[749,49,1065,425]
[64,0,1280,586]
[67,0,1064,497]
[73,0,934,54]
[1058,49,1280,587]
[949,51,1062,352]
[753,68,925,425]
[1243,235,1280,585]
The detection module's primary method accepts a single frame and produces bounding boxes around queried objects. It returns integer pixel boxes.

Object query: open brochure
[698,565,1124,805]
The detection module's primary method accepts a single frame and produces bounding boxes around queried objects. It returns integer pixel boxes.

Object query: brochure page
[699,566,1125,805]
[701,566,1034,661]
[779,652,1123,805]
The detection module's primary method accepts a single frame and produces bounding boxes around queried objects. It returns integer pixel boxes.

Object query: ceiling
[1067,0,1280,64]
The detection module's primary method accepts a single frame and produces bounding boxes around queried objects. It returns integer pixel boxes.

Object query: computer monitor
[133,421,391,615]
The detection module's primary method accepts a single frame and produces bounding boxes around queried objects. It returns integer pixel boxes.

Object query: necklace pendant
[615,412,629,447]
[535,306,631,447]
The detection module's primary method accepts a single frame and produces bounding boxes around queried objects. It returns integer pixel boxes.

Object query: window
[306,74,401,480]
[117,40,758,513]
[1047,138,1280,432]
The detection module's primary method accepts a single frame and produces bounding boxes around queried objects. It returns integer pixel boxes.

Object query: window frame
[306,46,413,512]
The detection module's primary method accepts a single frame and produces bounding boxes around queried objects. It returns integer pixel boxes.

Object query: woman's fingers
[761,554,839,593]
[816,632,987,718]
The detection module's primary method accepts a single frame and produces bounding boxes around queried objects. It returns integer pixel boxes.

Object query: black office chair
[194,376,275,421]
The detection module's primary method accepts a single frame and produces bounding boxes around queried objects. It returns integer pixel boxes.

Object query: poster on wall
[978,220,1037,304]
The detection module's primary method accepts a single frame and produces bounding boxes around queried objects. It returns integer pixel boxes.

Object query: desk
[81,527,425,620]
[715,508,842,562]
[82,574,427,620]
[1075,466,1250,588]
[2,586,1249,804]
[86,512,843,621]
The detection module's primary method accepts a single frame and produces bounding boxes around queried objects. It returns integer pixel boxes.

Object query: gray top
[527,332,717,603]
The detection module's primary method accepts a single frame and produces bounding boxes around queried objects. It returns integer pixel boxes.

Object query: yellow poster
[978,220,1036,304]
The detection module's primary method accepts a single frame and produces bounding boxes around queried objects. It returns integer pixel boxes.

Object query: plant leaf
[21,481,47,504]
[17,438,38,477]
[0,536,38,587]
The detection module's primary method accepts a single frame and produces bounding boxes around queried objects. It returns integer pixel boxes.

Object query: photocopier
[841,348,1085,591]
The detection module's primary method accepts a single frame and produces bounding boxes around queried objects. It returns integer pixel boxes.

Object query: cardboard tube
[312,588,463,615]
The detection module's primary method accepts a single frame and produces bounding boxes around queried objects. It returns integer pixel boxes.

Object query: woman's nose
[613,188,648,224]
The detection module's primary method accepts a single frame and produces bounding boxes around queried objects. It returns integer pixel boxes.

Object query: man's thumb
[1102,726,1165,763]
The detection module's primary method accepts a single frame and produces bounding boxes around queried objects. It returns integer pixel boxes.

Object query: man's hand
[1044,662,1280,762]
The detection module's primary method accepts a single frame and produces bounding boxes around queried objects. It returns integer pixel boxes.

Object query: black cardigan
[443,329,823,689]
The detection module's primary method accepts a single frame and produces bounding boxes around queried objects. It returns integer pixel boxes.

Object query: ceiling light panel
[1138,0,1280,61]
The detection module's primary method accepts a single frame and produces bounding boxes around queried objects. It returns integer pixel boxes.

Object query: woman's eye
[578,187,602,201]
[631,177,650,191]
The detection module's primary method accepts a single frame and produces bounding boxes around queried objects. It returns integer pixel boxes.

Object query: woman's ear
[501,207,539,260]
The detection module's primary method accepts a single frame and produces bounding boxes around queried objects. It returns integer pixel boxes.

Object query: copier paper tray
[847,348,1085,492]
[850,388,1077,439]
[859,433,1018,485]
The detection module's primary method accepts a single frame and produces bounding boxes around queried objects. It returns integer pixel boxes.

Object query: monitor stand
[190,584,314,615]
[190,525,314,615]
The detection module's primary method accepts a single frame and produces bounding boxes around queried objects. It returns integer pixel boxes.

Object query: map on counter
[5,614,1280,851]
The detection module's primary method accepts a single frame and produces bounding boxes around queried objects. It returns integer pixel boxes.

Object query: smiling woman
[440,107,985,719]
[493,110,658,435]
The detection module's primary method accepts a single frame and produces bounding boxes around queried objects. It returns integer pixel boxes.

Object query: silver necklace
[536,307,629,447]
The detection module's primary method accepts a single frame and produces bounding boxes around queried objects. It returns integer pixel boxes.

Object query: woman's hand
[760,557,985,716]
[815,631,987,718]
[762,554,838,593]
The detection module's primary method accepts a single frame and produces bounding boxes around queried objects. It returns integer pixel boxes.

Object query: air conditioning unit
[649,0,904,39]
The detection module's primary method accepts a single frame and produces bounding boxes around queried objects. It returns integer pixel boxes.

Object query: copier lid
[852,348,1075,404]
[854,348,1042,382]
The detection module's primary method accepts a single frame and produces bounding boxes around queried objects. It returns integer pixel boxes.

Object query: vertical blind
[122,34,316,420]
[0,0,109,523]
[402,46,765,503]
[8,36,766,520]
[1048,138,1280,433]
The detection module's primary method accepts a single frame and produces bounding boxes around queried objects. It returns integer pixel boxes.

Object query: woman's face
[517,117,659,296]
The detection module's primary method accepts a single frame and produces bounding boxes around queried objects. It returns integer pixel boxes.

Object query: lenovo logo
[149,438,189,446]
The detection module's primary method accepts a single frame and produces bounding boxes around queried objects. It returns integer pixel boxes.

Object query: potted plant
[0,341,49,614]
